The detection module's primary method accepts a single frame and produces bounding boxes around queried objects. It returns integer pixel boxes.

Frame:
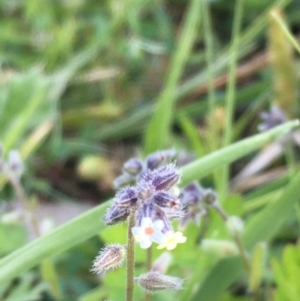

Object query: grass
[0,0,300,300]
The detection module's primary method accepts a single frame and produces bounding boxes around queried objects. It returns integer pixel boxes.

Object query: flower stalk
[212,203,250,272]
[126,208,136,301]
[144,247,152,301]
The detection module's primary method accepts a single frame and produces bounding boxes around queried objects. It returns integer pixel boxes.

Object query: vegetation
[0,0,300,300]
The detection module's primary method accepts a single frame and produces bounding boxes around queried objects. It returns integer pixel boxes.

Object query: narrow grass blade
[220,0,244,199]
[180,120,299,186]
[270,9,300,55]
[144,0,201,153]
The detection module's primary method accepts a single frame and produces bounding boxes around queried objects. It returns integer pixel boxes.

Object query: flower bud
[123,158,143,175]
[226,216,244,235]
[113,173,135,189]
[146,149,175,170]
[143,164,179,191]
[151,252,173,274]
[202,189,217,206]
[103,205,129,225]
[258,105,286,132]
[153,192,180,209]
[91,244,126,275]
[114,187,137,208]
[135,271,183,293]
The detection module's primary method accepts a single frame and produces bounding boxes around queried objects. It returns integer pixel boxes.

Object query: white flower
[131,217,165,249]
[157,231,187,250]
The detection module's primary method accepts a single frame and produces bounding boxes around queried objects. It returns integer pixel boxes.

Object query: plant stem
[126,209,136,301]
[203,0,217,151]
[144,247,152,301]
[212,203,250,272]
[7,174,40,239]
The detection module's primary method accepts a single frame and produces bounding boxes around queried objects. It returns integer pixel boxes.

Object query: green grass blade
[97,0,288,144]
[180,120,299,186]
[270,9,300,55]
[0,120,298,284]
[143,0,201,153]
[220,0,244,200]
[177,112,206,157]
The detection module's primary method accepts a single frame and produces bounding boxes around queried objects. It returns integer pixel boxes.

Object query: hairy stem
[144,247,152,301]
[126,209,136,301]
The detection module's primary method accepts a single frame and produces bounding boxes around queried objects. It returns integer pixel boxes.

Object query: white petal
[140,238,152,249]
[131,227,141,236]
[152,231,165,244]
[153,219,164,230]
[141,217,153,227]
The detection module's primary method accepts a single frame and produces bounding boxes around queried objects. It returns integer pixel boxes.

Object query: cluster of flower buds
[113,149,176,189]
[105,161,186,250]
[94,150,189,293]
[179,182,217,228]
[258,105,286,132]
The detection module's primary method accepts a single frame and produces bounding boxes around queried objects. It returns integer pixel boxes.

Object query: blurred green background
[0,0,300,300]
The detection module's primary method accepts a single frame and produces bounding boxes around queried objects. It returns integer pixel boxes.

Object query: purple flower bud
[91,244,126,275]
[137,182,153,201]
[103,205,129,225]
[114,187,138,208]
[146,149,175,170]
[258,105,286,132]
[113,173,135,189]
[180,182,204,206]
[179,182,208,228]
[123,158,143,175]
[153,192,180,209]
[164,208,185,220]
[135,271,183,293]
[155,208,173,233]
[143,164,180,191]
